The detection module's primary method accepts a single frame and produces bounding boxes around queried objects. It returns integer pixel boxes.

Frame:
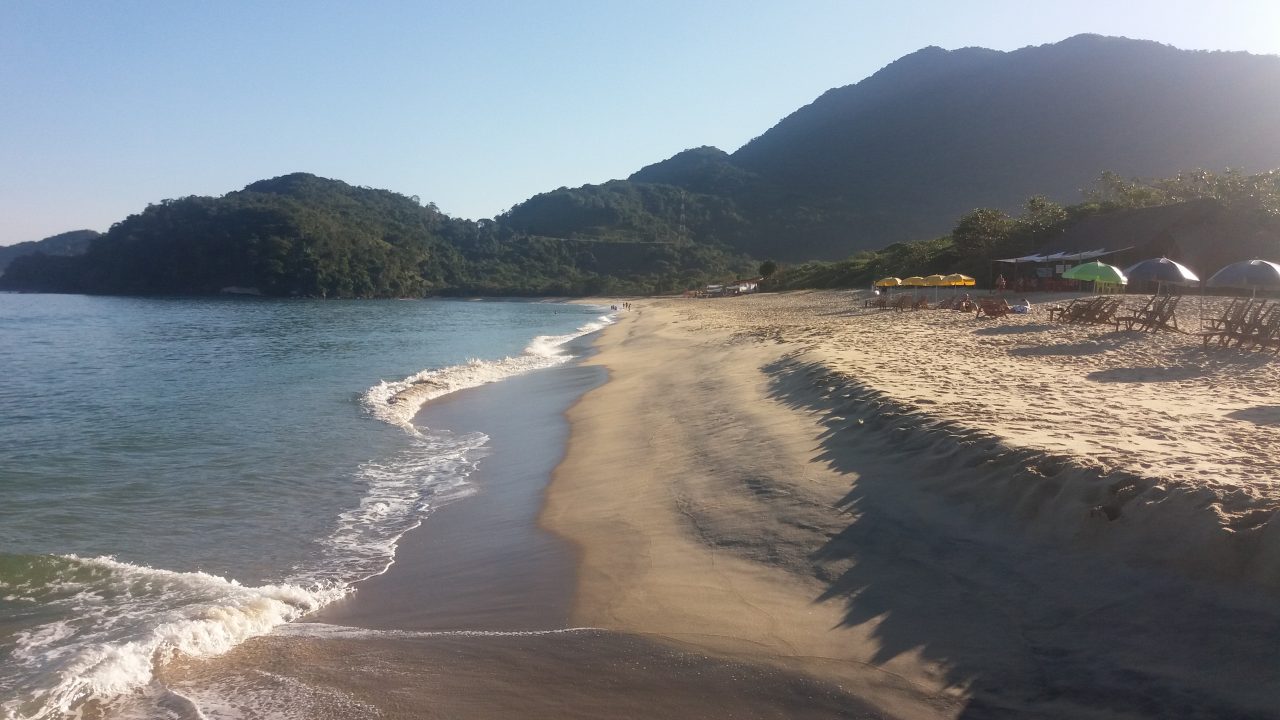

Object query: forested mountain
[7,35,1280,297]
[576,35,1280,260]
[0,230,98,274]
[0,174,748,297]
[722,34,1280,258]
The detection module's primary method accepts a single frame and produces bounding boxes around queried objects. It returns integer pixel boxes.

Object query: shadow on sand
[761,357,1280,719]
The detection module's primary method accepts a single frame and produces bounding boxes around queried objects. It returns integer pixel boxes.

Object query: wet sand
[177,331,873,720]
[311,348,602,631]
[169,291,1280,718]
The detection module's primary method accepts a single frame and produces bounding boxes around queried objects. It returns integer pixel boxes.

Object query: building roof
[997,199,1224,264]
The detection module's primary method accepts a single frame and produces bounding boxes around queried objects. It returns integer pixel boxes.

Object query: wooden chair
[1047,298,1084,322]
[1230,302,1279,349]
[890,294,911,311]
[1199,298,1256,347]
[976,298,1010,318]
[1115,295,1179,331]
[1113,295,1159,330]
[1253,309,1280,354]
[1079,298,1121,325]
[1057,296,1105,324]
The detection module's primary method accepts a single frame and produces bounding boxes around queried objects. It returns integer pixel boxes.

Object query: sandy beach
[166,329,878,720]
[158,290,1280,719]
[542,290,1280,718]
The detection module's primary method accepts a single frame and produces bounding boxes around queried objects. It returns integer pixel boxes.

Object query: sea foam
[363,314,613,430]
[2,308,615,720]
[2,556,343,720]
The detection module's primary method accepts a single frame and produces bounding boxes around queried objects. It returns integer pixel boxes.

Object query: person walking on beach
[995,274,1007,295]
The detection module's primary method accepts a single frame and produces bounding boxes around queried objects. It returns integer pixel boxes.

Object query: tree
[952,208,1013,261]
[758,259,778,278]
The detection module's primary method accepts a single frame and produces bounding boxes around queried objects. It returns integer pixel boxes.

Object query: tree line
[0,174,753,298]
[760,169,1280,292]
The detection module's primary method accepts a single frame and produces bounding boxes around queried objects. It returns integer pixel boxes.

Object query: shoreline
[310,339,603,631]
[167,316,882,719]
[540,291,1280,718]
[157,290,1280,718]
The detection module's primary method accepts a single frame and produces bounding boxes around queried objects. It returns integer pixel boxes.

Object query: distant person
[958,293,975,312]
[995,274,1007,294]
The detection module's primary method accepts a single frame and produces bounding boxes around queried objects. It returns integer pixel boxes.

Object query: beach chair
[891,295,911,311]
[1047,299,1082,322]
[935,296,957,310]
[976,298,1010,318]
[1056,296,1104,324]
[1114,295,1178,331]
[1113,295,1159,330]
[1230,301,1279,349]
[913,296,929,310]
[1081,298,1123,326]
[1253,309,1280,355]
[1199,298,1253,347]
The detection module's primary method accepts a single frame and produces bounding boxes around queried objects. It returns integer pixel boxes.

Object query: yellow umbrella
[944,273,976,287]
[901,276,926,287]
[874,277,903,287]
[921,274,949,302]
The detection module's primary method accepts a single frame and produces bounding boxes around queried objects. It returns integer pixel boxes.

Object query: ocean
[0,293,611,719]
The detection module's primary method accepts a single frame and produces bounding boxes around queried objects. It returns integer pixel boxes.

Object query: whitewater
[0,295,612,720]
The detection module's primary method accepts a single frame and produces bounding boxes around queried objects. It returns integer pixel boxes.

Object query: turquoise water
[0,294,610,719]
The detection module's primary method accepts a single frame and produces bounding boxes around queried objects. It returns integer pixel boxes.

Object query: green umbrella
[1062,261,1127,285]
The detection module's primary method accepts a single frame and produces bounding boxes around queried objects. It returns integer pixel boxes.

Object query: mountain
[591,35,1280,260]
[9,36,1280,295]
[0,174,747,297]
[0,230,98,275]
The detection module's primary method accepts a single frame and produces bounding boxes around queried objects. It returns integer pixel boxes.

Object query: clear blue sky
[2,0,1278,245]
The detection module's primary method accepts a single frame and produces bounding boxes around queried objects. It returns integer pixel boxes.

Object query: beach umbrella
[943,273,976,287]
[1124,257,1199,293]
[874,277,903,287]
[1062,261,1128,287]
[1206,259,1280,296]
[922,274,948,300]
[900,276,927,304]
[1124,257,1201,324]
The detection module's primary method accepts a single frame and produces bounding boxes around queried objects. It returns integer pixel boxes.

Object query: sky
[2,0,1279,246]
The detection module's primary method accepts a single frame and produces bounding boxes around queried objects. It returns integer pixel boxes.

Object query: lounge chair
[1055,296,1106,324]
[1199,298,1255,347]
[976,298,1010,318]
[1116,295,1180,332]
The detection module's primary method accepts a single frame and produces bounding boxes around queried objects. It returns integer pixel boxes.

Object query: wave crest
[363,315,612,429]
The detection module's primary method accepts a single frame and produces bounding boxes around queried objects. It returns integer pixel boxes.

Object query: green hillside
[0,174,749,297]
[0,230,99,275]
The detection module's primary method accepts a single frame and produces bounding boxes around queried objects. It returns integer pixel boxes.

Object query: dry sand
[542,290,1280,718]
